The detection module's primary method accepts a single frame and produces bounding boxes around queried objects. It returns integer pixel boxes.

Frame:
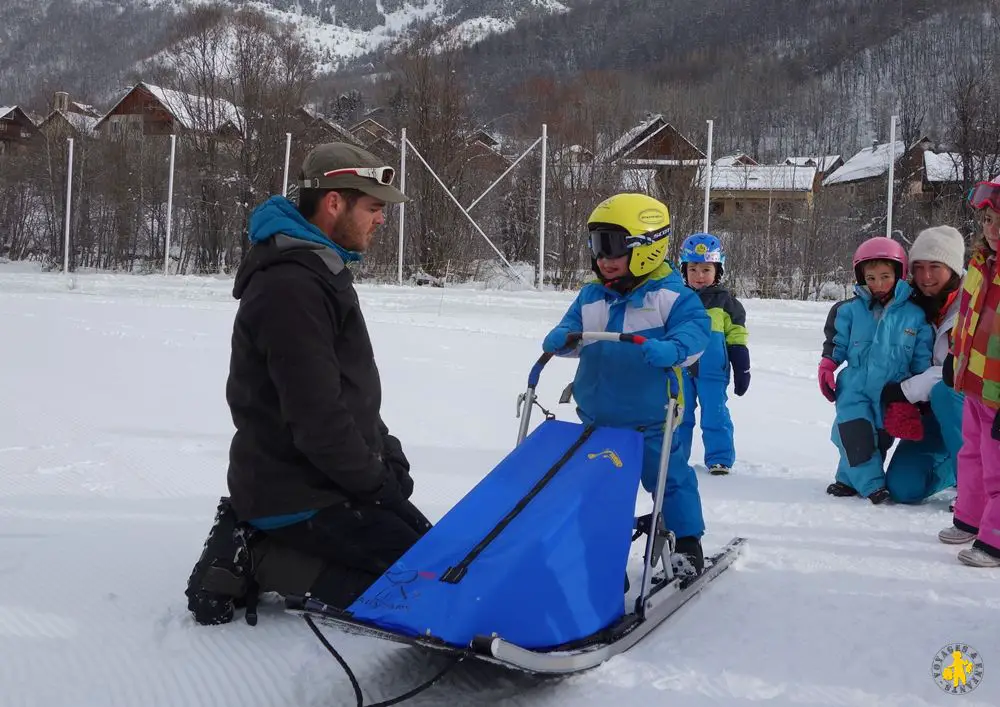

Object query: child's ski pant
[676,374,735,468]
[831,395,890,498]
[953,395,1000,559]
[639,419,705,540]
[884,381,963,503]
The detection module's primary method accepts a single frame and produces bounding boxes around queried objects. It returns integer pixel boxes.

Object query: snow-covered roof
[626,158,705,167]
[61,110,100,136]
[923,151,1000,183]
[298,106,360,145]
[96,82,244,136]
[599,114,665,162]
[70,101,100,118]
[696,164,816,192]
[823,142,904,186]
[714,153,758,167]
[142,82,242,134]
[785,155,841,172]
[0,106,15,119]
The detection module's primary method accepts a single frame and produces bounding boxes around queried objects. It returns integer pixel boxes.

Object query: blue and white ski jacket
[544,263,711,429]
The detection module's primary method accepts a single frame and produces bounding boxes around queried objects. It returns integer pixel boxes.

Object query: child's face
[597,255,629,280]
[980,208,1000,251]
[863,262,897,297]
[686,263,716,289]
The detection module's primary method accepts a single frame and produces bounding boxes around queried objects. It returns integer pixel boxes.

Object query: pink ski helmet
[852,236,908,284]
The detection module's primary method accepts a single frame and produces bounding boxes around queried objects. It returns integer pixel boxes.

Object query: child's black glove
[728,344,750,396]
[880,382,907,406]
[943,353,954,388]
[992,409,1000,441]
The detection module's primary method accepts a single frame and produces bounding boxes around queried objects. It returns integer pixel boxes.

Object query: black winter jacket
[225,234,407,521]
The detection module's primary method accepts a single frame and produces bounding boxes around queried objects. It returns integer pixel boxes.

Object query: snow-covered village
[1,2,998,706]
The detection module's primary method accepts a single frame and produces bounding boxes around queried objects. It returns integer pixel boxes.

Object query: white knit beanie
[909,226,967,276]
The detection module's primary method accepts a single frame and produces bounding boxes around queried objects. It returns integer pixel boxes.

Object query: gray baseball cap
[299,142,408,204]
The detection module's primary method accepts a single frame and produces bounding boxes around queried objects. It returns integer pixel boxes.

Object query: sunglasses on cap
[968,181,1000,213]
[324,166,396,185]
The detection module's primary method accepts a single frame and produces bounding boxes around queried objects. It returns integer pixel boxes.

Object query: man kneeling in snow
[185,143,432,625]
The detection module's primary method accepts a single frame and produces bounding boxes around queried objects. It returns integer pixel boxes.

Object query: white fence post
[164,133,176,276]
[886,115,897,238]
[538,123,547,290]
[282,132,292,197]
[702,119,714,233]
[63,137,74,273]
[398,127,407,286]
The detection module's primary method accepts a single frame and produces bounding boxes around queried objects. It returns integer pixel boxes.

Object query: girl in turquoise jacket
[818,237,934,503]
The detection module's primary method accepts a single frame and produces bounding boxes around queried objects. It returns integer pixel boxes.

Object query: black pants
[265,500,431,609]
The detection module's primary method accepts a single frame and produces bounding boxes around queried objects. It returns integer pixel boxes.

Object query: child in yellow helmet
[541,193,712,576]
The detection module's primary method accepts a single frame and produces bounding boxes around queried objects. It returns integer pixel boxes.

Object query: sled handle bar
[527,332,646,388]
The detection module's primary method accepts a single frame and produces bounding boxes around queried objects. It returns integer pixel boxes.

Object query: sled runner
[286,332,746,688]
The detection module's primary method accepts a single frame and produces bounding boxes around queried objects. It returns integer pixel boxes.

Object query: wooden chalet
[715,153,759,167]
[598,114,706,201]
[292,106,361,147]
[822,140,905,200]
[697,162,817,222]
[38,92,102,141]
[93,82,243,140]
[0,105,41,152]
[784,155,843,192]
[348,116,398,163]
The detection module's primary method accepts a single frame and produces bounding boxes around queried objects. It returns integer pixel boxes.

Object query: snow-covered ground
[0,267,995,706]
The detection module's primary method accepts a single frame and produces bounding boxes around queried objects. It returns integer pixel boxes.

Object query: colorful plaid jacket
[952,247,1000,408]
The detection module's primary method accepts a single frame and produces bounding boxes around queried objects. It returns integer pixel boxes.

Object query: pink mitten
[818,358,837,402]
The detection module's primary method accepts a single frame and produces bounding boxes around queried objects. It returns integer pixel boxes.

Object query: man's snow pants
[676,374,735,468]
[885,381,963,503]
[640,417,706,540]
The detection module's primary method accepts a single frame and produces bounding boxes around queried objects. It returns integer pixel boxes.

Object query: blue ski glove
[728,344,751,396]
[542,328,574,354]
[640,338,680,368]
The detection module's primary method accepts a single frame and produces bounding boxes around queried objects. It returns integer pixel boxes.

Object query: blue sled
[287,341,746,676]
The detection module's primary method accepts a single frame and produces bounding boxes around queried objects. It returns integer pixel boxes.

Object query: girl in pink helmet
[818,236,934,503]
[939,180,1000,567]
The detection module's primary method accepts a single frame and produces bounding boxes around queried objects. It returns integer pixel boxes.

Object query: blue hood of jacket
[248,196,361,263]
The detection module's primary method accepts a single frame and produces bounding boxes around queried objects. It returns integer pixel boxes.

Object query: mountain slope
[0,0,569,109]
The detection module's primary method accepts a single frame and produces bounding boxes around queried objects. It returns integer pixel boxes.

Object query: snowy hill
[0,265,996,707]
[0,0,569,103]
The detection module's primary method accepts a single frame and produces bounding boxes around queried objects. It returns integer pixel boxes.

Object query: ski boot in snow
[958,546,1000,567]
[670,536,705,579]
[939,525,976,544]
[826,481,857,497]
[185,496,261,626]
[868,488,891,505]
[708,464,730,476]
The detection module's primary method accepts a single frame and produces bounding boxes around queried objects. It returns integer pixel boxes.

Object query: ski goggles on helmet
[323,166,396,185]
[969,181,1000,212]
[588,228,632,259]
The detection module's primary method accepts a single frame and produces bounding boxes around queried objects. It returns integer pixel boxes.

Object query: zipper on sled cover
[439,426,596,584]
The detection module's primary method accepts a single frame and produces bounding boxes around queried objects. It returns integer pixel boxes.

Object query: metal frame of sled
[287,331,747,677]
[288,537,744,675]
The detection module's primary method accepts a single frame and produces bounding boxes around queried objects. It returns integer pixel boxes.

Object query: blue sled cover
[346,419,644,650]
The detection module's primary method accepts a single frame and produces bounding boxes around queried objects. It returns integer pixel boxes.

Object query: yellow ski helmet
[586,193,671,278]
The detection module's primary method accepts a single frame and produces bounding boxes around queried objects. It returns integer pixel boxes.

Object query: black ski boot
[826,481,858,497]
[868,487,890,505]
[671,536,704,578]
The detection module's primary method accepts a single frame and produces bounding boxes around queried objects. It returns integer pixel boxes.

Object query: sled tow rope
[303,613,465,706]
